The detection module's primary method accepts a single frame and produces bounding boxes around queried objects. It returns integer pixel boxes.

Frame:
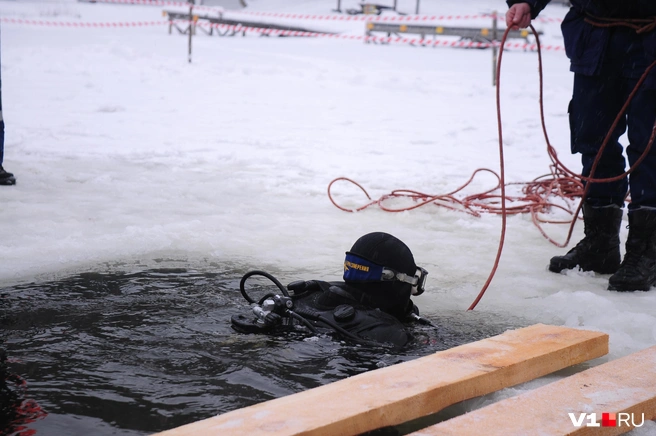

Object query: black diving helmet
[343,232,428,296]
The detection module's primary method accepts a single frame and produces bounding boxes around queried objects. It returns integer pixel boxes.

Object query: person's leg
[608,85,656,291]
[624,86,656,210]
[0,29,3,168]
[573,72,629,207]
[549,70,627,274]
[0,86,3,166]
[0,33,16,186]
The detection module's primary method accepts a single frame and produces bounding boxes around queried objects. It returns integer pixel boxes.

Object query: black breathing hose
[238,270,424,347]
[239,270,289,304]
[292,306,386,348]
[286,310,319,334]
[239,270,382,346]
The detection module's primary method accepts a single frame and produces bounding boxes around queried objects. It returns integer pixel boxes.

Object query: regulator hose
[286,310,319,334]
[292,306,388,348]
[238,270,420,347]
[239,270,289,304]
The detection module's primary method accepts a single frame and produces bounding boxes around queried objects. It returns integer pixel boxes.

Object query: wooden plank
[153,324,608,436]
[411,345,656,436]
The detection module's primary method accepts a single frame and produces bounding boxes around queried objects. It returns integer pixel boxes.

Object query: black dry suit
[231,279,417,349]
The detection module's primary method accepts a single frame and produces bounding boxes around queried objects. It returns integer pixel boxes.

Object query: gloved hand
[401,299,419,319]
[264,312,283,326]
[286,280,320,294]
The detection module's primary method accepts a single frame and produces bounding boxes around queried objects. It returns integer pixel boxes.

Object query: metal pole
[492,11,498,86]
[415,0,420,15]
[393,0,397,12]
[188,0,194,63]
[335,0,341,13]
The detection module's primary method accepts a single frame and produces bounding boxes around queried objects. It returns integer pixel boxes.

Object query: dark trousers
[0,22,3,167]
[569,33,656,210]
[0,45,3,166]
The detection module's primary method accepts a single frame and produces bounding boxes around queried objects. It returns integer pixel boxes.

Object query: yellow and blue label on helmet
[343,253,385,282]
[344,252,429,296]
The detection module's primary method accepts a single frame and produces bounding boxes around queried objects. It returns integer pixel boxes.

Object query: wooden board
[411,345,656,436]
[153,324,608,436]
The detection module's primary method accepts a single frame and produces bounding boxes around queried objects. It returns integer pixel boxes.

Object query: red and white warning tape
[535,16,565,23]
[228,11,563,24]
[70,0,567,23]
[228,12,488,22]
[222,10,563,23]
[0,16,565,51]
[195,20,566,51]
[78,0,222,13]
[0,17,168,27]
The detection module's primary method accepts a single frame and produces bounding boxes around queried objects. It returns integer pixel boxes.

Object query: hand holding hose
[506,3,533,29]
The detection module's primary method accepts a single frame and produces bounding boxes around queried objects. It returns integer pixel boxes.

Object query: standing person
[0,26,16,186]
[506,0,656,292]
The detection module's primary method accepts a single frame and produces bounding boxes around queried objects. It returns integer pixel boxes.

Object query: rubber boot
[549,203,622,274]
[608,210,656,292]
[0,165,15,186]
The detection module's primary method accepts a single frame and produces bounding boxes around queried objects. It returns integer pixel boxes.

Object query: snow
[0,0,655,430]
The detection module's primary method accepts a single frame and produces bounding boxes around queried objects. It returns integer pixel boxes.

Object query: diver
[231,232,431,348]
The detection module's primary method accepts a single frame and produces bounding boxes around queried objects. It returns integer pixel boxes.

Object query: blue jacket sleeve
[506,0,552,19]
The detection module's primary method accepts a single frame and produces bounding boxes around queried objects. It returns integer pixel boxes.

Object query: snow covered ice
[0,0,655,432]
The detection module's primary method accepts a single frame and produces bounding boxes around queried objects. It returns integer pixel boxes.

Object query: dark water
[1,267,527,436]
